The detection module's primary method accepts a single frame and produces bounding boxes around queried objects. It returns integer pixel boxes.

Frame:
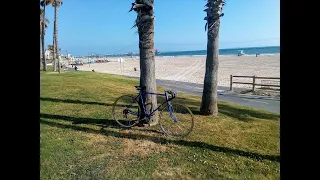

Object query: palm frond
[204,1,213,8]
[133,3,146,10]
[129,0,154,31]
[40,21,49,29]
[52,0,63,7]
[131,22,138,29]
[44,18,50,24]
[204,0,226,31]
[40,0,54,7]
[48,45,54,50]
[141,0,153,8]
[128,3,136,12]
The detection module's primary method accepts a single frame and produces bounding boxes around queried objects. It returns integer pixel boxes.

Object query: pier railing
[229,75,280,91]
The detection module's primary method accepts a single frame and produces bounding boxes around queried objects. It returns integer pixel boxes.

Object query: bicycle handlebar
[166,90,176,98]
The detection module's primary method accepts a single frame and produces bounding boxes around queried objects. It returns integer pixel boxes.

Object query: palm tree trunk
[200,25,219,115]
[137,3,158,126]
[53,33,56,71]
[40,35,42,68]
[41,5,47,71]
[200,0,224,116]
[54,1,61,73]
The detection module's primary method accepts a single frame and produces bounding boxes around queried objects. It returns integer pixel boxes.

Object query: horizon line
[68,45,279,56]
[159,45,280,54]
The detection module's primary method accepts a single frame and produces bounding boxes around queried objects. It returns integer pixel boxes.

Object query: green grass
[40,65,67,74]
[40,71,280,180]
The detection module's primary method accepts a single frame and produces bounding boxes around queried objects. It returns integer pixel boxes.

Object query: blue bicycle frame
[134,88,178,122]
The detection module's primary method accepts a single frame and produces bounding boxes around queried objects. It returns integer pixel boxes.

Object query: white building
[42,50,74,62]
[45,50,52,59]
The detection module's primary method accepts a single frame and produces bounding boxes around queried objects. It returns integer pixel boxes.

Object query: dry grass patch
[122,138,170,158]
[152,158,197,180]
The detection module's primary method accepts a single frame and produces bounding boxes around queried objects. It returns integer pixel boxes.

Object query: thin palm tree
[52,32,56,71]
[200,0,225,115]
[52,0,63,73]
[40,8,49,68]
[129,0,158,126]
[40,0,53,71]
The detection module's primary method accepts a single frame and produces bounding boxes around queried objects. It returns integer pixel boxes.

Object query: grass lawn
[40,70,280,180]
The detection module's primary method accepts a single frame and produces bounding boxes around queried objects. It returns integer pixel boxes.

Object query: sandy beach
[72,54,280,89]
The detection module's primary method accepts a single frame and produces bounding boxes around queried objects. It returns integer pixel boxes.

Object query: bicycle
[112,85,194,137]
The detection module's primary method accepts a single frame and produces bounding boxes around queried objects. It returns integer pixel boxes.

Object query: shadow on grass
[40,113,119,127]
[218,103,280,121]
[40,96,279,122]
[39,113,162,134]
[40,97,114,106]
[40,114,280,162]
[176,97,279,121]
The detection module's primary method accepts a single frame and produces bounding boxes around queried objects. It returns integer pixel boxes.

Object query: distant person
[75,66,78,71]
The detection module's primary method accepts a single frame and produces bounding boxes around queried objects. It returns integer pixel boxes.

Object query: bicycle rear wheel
[159,102,194,137]
[112,95,141,128]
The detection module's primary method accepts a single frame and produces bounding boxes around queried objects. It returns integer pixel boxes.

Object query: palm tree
[200,0,225,116]
[52,32,56,71]
[129,0,158,125]
[40,0,53,71]
[52,0,63,73]
[40,8,49,68]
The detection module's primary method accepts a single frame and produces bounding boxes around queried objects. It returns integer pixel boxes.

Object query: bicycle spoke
[112,95,140,128]
[159,102,194,137]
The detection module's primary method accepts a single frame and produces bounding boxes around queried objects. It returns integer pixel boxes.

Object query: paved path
[155,79,280,114]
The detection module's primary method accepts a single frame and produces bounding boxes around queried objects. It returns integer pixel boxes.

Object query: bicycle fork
[167,102,178,123]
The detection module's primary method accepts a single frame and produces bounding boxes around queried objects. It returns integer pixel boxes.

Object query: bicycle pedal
[136,122,145,127]
[136,122,149,127]
[143,123,150,127]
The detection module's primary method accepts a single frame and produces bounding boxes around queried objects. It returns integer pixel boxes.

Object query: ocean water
[156,46,280,57]
[79,46,280,58]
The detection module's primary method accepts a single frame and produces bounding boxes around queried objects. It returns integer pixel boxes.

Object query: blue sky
[43,0,280,56]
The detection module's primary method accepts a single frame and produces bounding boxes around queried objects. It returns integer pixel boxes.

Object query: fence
[230,75,280,91]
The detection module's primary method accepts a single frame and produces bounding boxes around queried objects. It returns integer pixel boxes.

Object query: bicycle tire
[159,102,194,137]
[112,95,141,128]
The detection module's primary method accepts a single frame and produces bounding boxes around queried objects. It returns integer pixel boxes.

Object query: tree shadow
[41,96,279,122]
[217,103,279,121]
[40,97,114,106]
[40,96,192,118]
[40,97,134,108]
[39,113,163,134]
[40,115,280,162]
[174,97,280,121]
[39,113,119,128]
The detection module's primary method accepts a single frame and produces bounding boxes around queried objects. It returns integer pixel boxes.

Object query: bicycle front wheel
[112,95,141,128]
[159,102,194,137]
